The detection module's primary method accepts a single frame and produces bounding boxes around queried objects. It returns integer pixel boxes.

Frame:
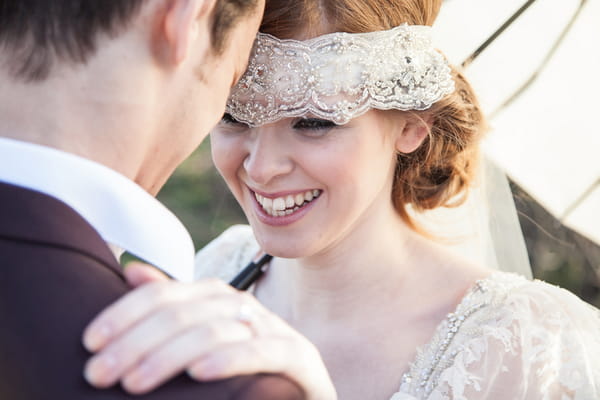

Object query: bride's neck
[255,205,426,327]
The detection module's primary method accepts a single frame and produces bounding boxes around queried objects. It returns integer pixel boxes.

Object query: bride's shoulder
[194,224,260,281]
[482,271,600,319]
[408,273,600,398]
[464,272,600,334]
[433,271,600,368]
[457,271,600,369]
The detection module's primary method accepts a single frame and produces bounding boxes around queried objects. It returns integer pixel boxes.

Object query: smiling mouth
[254,190,322,217]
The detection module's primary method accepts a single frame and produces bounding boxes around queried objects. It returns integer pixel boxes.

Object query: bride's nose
[243,128,294,185]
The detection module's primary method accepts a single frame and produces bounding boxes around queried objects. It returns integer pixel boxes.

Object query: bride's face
[210,110,405,258]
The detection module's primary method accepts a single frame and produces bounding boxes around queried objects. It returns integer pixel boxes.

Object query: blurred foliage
[157,141,247,250]
[158,143,600,307]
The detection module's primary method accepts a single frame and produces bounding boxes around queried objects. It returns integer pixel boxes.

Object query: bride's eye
[293,118,337,135]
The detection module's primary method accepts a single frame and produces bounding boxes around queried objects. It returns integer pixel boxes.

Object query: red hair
[261,0,487,231]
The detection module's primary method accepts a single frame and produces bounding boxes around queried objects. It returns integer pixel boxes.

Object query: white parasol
[433,0,600,245]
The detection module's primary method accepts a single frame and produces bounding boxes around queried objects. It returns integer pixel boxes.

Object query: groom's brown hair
[0,0,258,82]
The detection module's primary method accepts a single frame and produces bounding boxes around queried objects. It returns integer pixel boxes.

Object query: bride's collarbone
[321,342,415,400]
[305,276,477,397]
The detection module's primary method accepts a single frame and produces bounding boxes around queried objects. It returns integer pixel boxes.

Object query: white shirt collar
[0,137,195,282]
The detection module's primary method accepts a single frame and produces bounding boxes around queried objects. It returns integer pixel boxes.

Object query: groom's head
[0,0,260,82]
[0,0,263,192]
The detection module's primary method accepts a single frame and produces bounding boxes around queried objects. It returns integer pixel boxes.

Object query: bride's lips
[249,188,322,227]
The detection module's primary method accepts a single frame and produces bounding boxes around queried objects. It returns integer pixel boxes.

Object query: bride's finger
[188,338,335,400]
[187,337,294,381]
[120,319,254,394]
[83,278,231,351]
[84,293,255,387]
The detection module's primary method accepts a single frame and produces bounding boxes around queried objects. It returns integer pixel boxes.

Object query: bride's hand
[82,263,336,400]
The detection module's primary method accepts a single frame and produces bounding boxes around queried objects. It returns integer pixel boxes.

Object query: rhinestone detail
[399,278,492,397]
[227,24,455,127]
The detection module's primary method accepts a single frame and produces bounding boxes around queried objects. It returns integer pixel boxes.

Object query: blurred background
[158,0,600,306]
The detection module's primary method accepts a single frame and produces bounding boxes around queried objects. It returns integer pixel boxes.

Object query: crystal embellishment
[226,24,455,127]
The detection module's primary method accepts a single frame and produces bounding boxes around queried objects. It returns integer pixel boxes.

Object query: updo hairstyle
[261,0,487,231]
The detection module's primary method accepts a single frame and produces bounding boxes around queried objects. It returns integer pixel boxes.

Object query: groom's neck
[0,64,166,195]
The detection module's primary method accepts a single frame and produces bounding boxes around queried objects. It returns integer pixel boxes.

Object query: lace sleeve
[428,279,600,399]
[193,224,260,282]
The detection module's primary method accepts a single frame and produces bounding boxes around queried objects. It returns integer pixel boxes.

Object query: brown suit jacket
[0,181,304,400]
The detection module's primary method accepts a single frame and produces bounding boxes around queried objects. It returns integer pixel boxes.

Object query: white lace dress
[195,225,600,399]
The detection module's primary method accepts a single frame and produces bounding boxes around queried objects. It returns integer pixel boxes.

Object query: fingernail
[84,353,118,386]
[84,323,112,351]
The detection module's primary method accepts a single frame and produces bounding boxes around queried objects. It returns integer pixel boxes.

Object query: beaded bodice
[395,274,519,398]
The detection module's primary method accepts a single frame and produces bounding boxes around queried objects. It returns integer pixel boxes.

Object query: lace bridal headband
[226,24,455,126]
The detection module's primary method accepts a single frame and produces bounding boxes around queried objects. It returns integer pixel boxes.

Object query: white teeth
[262,197,273,210]
[273,197,286,211]
[255,190,322,217]
[285,195,295,208]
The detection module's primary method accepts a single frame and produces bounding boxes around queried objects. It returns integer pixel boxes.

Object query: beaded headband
[226,24,455,127]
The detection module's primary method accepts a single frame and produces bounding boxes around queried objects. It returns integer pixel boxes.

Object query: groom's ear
[160,0,217,65]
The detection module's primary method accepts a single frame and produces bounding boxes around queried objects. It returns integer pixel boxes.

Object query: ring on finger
[236,304,254,324]
[235,304,258,336]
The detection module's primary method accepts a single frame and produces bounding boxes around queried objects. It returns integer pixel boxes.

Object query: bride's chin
[260,246,306,259]
[255,237,312,259]
[267,249,306,259]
